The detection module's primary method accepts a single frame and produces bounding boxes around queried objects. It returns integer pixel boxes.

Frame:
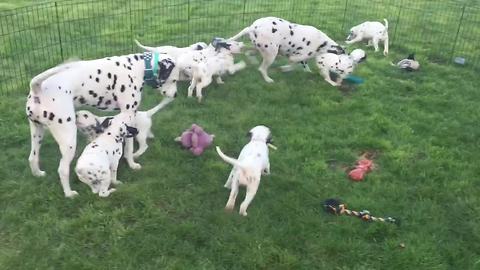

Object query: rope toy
[348,158,374,181]
[323,198,399,225]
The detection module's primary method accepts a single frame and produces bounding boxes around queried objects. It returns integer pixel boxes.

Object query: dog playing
[316,49,367,86]
[346,19,389,56]
[76,97,174,158]
[26,52,179,197]
[215,125,275,216]
[134,39,208,60]
[391,53,420,71]
[229,17,345,83]
[75,112,138,197]
[171,38,246,102]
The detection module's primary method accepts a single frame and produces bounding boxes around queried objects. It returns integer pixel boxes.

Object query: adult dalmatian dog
[25,52,179,197]
[229,16,345,83]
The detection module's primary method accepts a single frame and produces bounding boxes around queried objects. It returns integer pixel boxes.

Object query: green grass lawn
[1,0,480,269]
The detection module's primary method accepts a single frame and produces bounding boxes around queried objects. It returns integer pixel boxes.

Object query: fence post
[242,0,247,25]
[187,0,190,43]
[54,1,64,61]
[340,0,349,33]
[450,3,466,61]
[392,0,403,46]
[129,0,134,52]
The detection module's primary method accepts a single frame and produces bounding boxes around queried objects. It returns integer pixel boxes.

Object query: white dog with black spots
[26,52,179,197]
[316,49,367,86]
[229,16,345,83]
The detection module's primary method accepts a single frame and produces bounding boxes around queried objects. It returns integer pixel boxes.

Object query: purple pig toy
[175,124,214,155]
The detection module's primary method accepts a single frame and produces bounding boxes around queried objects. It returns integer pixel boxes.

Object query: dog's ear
[327,45,345,55]
[266,135,273,144]
[94,117,113,134]
[212,37,231,52]
[125,124,138,138]
[195,44,205,50]
[157,58,175,86]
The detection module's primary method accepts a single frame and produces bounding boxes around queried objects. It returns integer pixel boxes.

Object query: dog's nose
[162,90,166,95]
[174,92,178,98]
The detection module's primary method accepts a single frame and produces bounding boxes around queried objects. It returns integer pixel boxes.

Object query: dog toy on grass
[348,158,374,181]
[323,198,399,225]
[175,124,214,156]
[344,75,365,84]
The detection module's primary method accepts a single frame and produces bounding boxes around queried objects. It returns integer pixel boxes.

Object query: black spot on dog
[302,37,306,42]
[307,41,311,46]
[97,96,104,106]
[48,112,55,121]
[95,77,100,83]
[116,61,120,66]
[113,94,118,101]
[264,44,268,48]
[105,100,111,105]
[58,86,62,90]
[296,47,303,50]
[58,118,63,124]
[79,96,86,104]
[291,43,295,48]
[107,72,112,79]
[106,85,111,90]
[126,104,130,110]
[120,85,126,92]
[133,101,138,106]
[112,74,118,90]
[272,28,277,33]
[254,32,257,38]
[89,75,92,79]
[43,111,47,117]
[34,96,41,104]
[97,69,101,74]
[308,52,313,56]
[67,117,71,122]
[289,25,292,29]
[290,30,294,36]
[134,55,139,61]
[127,66,132,70]
[272,21,277,25]
[81,83,85,87]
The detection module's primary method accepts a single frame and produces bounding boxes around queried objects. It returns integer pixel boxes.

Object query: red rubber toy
[348,158,373,181]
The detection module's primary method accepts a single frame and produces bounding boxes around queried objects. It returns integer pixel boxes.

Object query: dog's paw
[197,96,203,103]
[383,51,388,56]
[113,180,123,185]
[225,205,234,212]
[129,163,142,170]
[32,170,46,177]
[65,190,79,198]
[239,210,248,217]
[264,77,274,83]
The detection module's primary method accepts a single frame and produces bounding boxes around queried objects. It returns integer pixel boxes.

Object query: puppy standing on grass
[216,125,275,216]
[76,97,173,158]
[316,49,366,86]
[75,112,138,197]
[346,19,389,56]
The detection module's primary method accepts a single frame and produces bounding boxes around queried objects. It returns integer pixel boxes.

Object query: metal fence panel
[0,0,478,96]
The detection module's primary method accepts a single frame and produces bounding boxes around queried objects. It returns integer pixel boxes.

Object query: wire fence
[0,0,478,95]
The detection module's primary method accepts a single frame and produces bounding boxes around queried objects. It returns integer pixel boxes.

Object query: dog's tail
[145,97,174,117]
[383,18,389,29]
[134,39,157,52]
[30,59,79,94]
[216,146,252,173]
[228,26,251,41]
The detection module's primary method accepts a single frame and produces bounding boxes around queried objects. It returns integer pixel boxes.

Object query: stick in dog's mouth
[267,143,277,150]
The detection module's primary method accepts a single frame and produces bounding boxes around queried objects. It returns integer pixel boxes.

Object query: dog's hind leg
[28,120,46,177]
[239,180,260,216]
[258,48,278,83]
[49,121,78,198]
[225,181,239,211]
[372,37,380,52]
[383,36,389,56]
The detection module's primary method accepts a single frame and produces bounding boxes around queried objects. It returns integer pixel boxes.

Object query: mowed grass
[1,0,480,269]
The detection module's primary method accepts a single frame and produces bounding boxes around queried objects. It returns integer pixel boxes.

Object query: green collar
[143,51,160,88]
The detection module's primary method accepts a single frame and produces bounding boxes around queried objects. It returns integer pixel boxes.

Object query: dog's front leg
[372,38,380,52]
[225,181,239,211]
[50,124,78,198]
[110,158,122,185]
[228,61,246,75]
[187,78,197,97]
[239,181,259,216]
[345,36,363,44]
[133,132,148,159]
[124,137,141,170]
[215,76,224,84]
[319,68,339,86]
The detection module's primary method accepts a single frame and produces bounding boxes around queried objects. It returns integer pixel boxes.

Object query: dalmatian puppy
[229,17,345,83]
[177,38,246,102]
[346,19,389,56]
[391,53,420,71]
[75,112,138,197]
[75,97,173,158]
[26,52,179,197]
[215,125,275,216]
[316,49,366,86]
[134,39,208,60]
